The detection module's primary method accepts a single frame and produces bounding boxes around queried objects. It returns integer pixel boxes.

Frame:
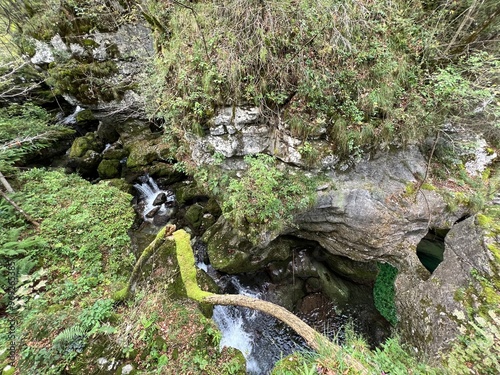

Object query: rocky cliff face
[187,106,498,356]
[397,216,498,356]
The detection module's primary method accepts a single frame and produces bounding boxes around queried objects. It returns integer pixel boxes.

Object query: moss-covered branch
[118,225,367,372]
[113,224,176,301]
[172,228,368,374]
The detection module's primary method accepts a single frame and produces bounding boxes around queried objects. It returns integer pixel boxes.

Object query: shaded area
[416,229,448,273]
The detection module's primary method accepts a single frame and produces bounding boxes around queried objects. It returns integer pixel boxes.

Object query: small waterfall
[60,105,84,125]
[211,276,306,375]
[133,175,175,222]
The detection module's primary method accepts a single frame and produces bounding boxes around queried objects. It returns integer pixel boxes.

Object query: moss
[112,287,128,302]
[97,159,121,179]
[185,204,203,229]
[2,366,15,375]
[487,243,500,263]
[404,182,416,196]
[125,137,171,169]
[175,183,206,205]
[173,230,212,302]
[75,109,95,123]
[69,133,100,158]
[46,60,120,105]
[421,182,436,191]
[373,263,398,326]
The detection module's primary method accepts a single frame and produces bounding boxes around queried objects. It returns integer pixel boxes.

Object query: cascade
[133,175,175,222]
[211,275,306,375]
[131,178,390,374]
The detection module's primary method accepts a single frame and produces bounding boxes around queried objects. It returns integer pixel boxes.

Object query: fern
[52,325,87,354]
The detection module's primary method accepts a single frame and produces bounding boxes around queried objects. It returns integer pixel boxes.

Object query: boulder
[395,215,498,356]
[69,132,102,158]
[97,159,121,179]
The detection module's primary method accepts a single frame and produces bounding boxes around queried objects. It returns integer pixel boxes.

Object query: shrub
[220,154,316,242]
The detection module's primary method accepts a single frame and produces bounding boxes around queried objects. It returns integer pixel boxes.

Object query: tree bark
[0,171,14,193]
[0,189,39,229]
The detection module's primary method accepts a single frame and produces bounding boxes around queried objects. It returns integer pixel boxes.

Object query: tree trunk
[0,171,14,193]
[0,189,39,229]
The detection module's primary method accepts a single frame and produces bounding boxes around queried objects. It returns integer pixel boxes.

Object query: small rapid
[206,273,307,374]
[133,175,175,222]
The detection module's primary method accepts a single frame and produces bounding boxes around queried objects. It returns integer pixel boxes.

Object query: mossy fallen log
[113,224,176,301]
[118,225,368,373]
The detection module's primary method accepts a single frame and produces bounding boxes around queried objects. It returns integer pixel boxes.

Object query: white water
[133,176,174,222]
[211,277,303,375]
[212,282,263,374]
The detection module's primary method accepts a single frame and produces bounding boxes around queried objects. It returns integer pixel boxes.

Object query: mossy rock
[185,204,204,229]
[219,347,247,375]
[149,162,185,183]
[175,183,206,205]
[205,197,222,217]
[125,136,172,169]
[98,159,121,179]
[319,253,379,284]
[75,109,95,123]
[115,120,151,141]
[313,260,350,306]
[201,213,216,231]
[103,147,128,161]
[69,132,101,158]
[46,60,120,105]
[67,335,117,375]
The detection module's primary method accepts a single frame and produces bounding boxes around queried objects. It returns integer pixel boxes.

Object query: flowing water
[210,276,307,375]
[134,176,390,374]
[133,175,175,222]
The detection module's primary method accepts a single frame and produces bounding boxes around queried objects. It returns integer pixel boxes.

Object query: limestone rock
[395,216,497,356]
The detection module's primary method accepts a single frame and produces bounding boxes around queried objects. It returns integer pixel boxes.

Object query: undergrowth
[142,0,498,158]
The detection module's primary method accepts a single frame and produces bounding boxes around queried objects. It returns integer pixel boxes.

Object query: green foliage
[218,154,316,242]
[0,103,74,175]
[373,263,398,326]
[142,0,444,156]
[46,60,127,105]
[446,310,500,374]
[0,169,134,374]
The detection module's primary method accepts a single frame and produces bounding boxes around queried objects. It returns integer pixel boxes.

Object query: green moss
[421,182,436,191]
[75,109,95,123]
[69,133,100,158]
[477,214,493,228]
[373,263,398,326]
[46,61,120,105]
[487,243,500,263]
[173,230,212,302]
[2,365,15,375]
[185,204,203,229]
[97,159,121,179]
[112,287,128,302]
[405,182,416,195]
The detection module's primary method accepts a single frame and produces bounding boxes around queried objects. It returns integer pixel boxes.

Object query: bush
[217,154,316,242]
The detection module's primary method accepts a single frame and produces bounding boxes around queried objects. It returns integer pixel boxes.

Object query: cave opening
[416,228,449,273]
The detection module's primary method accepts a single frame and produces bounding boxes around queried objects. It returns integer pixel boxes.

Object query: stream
[133,176,391,374]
